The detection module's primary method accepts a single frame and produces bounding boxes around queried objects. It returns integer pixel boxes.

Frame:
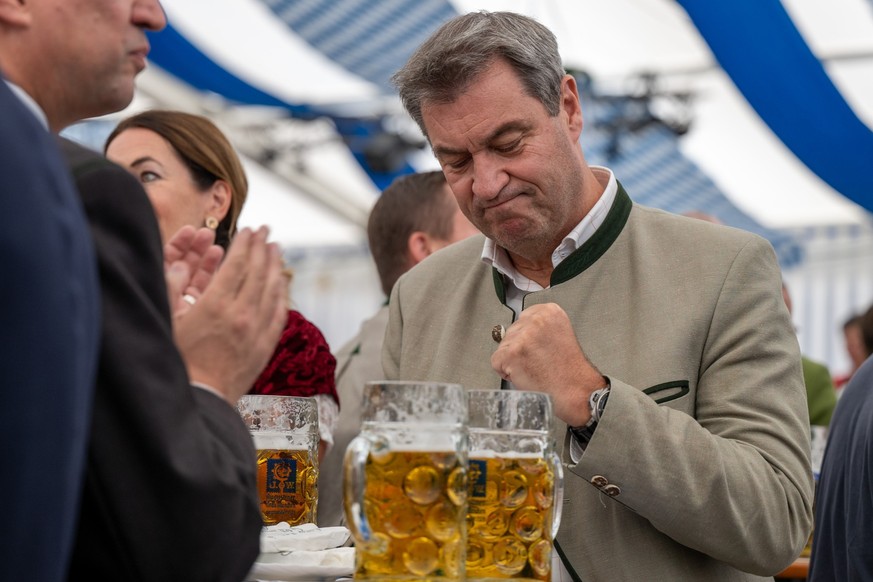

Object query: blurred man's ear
[407,231,434,265]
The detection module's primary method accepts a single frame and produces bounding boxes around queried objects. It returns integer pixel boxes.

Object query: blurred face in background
[106,127,231,243]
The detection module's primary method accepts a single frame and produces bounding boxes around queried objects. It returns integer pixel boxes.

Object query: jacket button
[591,475,608,487]
[603,484,622,497]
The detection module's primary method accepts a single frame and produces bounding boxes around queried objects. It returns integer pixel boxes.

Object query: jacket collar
[492,182,633,300]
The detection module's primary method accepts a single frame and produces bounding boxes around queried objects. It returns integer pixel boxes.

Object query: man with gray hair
[386,11,812,580]
[319,170,477,526]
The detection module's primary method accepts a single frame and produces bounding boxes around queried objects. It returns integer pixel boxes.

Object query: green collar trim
[491,182,633,299]
[551,182,632,286]
[492,268,507,304]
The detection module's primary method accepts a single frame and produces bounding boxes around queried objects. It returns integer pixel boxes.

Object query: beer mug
[465,390,563,581]
[344,382,468,581]
[237,395,319,526]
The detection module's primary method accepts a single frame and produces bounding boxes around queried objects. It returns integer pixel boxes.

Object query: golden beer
[466,455,556,581]
[353,449,467,581]
[254,433,318,526]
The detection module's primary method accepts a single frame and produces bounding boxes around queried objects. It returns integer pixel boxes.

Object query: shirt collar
[481,166,618,291]
[3,79,50,131]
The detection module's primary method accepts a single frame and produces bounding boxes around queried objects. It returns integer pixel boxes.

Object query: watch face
[592,387,610,422]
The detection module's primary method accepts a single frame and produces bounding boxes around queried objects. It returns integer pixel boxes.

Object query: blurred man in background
[810,305,873,580]
[782,283,838,426]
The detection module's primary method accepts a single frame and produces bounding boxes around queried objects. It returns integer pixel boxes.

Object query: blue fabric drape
[147,24,314,117]
[146,24,413,189]
[676,0,873,213]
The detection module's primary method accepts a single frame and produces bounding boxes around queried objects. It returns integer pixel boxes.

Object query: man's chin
[95,84,137,119]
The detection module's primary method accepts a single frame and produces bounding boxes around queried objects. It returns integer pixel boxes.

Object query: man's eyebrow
[432,121,530,159]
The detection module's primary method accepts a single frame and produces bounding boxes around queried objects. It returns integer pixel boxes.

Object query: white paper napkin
[260,522,350,553]
[247,523,354,581]
[248,547,355,581]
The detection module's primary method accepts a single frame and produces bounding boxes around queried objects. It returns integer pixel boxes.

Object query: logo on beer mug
[267,458,297,494]
[470,459,487,499]
[237,395,320,526]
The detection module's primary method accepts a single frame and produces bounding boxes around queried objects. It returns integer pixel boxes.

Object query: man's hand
[173,226,287,403]
[491,303,607,426]
[164,226,224,316]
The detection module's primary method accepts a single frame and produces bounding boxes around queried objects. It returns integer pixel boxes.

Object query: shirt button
[591,475,608,487]
[603,484,622,497]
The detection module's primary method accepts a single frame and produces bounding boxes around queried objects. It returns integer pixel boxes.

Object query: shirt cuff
[569,430,588,463]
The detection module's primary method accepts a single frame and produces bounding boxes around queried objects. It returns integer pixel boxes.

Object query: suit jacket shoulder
[0,83,99,582]
[59,138,262,581]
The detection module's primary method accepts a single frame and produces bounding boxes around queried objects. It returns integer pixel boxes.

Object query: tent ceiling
[125,0,873,258]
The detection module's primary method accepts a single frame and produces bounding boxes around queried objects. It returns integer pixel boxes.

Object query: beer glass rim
[236,394,319,435]
[360,381,467,424]
[466,388,549,397]
[363,380,464,390]
[238,394,317,404]
[466,388,554,432]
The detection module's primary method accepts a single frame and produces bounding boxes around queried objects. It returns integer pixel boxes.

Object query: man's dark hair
[367,171,457,295]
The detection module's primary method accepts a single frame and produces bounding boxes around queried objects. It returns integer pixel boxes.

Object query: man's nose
[471,154,509,201]
[135,0,167,32]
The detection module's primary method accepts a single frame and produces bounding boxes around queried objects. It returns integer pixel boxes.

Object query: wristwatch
[569,383,611,443]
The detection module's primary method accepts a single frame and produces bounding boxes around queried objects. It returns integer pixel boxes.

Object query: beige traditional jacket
[319,305,389,527]
[383,186,813,581]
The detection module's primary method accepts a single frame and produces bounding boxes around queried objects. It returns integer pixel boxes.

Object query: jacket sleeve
[65,143,262,582]
[566,236,813,575]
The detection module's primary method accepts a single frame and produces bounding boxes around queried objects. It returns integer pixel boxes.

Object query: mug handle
[343,435,374,544]
[548,450,564,539]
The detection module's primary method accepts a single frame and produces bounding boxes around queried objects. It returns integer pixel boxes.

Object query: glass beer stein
[344,382,468,581]
[237,395,320,526]
[465,390,563,582]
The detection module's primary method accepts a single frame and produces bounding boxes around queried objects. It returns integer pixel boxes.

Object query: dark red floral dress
[250,310,339,443]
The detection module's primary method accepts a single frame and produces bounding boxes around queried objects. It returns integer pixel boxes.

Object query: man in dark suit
[0,1,288,579]
[0,76,100,582]
[809,306,873,580]
[60,139,285,581]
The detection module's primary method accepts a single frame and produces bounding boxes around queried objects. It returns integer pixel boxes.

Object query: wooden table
[775,556,809,580]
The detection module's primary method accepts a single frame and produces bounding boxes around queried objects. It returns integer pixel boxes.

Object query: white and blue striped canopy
[143,0,873,266]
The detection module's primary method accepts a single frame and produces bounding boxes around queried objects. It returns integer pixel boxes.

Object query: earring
[205,216,219,230]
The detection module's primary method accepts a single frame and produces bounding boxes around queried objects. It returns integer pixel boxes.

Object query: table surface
[776,556,809,579]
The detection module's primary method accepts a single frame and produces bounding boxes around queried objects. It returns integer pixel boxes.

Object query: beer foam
[468,450,544,459]
[359,422,462,453]
[252,431,307,450]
